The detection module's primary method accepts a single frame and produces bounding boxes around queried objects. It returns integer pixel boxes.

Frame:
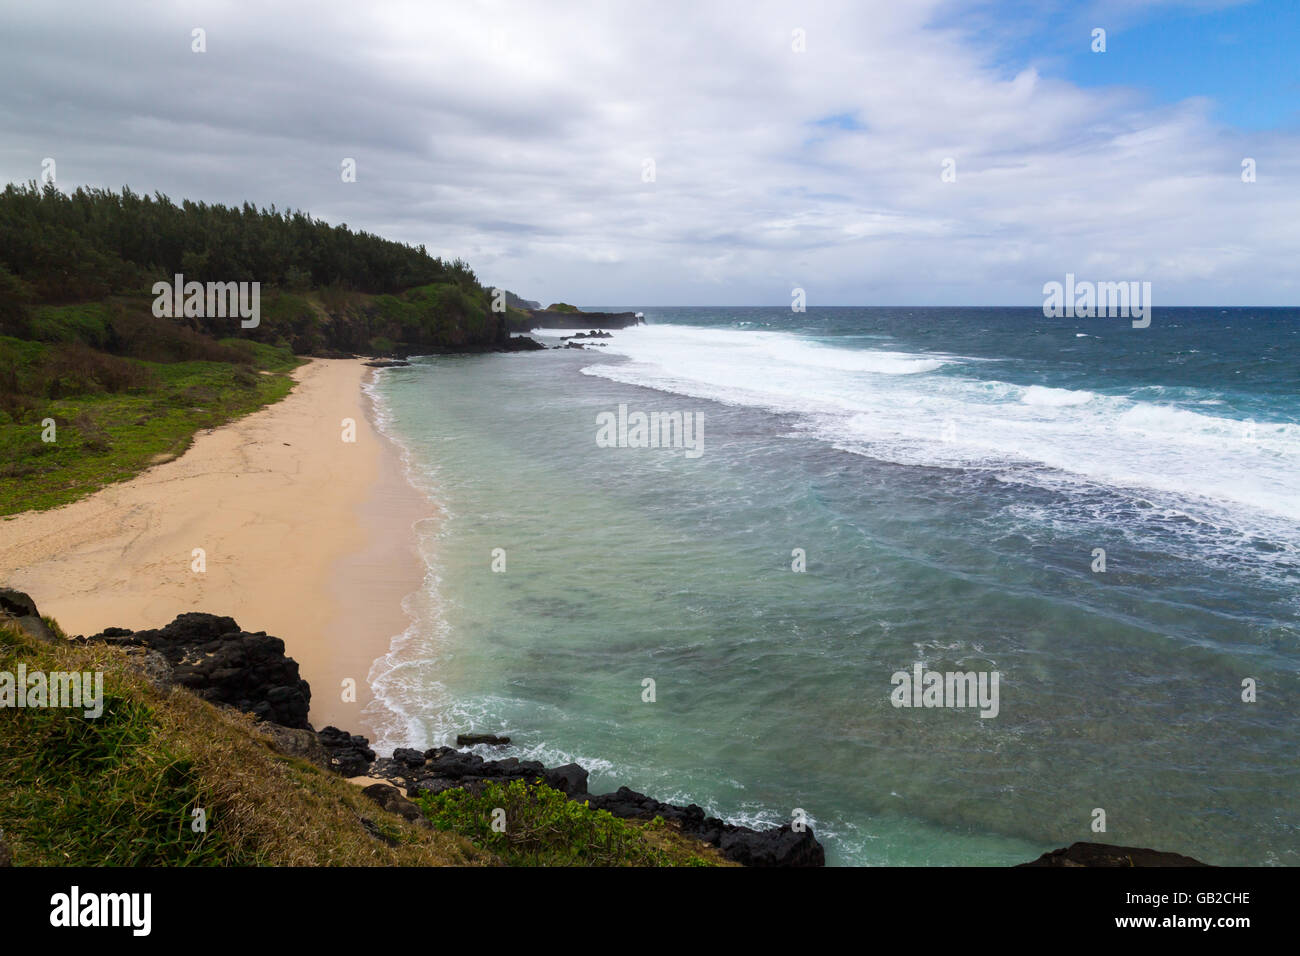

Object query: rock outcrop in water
[1020,842,1209,867]
[363,358,412,367]
[499,334,546,351]
[456,733,511,746]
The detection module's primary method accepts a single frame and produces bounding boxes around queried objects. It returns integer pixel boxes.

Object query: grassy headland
[0,615,727,866]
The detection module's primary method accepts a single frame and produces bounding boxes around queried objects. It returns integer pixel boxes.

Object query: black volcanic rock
[720,824,823,867]
[542,762,589,796]
[583,785,824,867]
[81,612,311,729]
[393,747,427,767]
[0,587,58,644]
[318,725,377,776]
[1020,842,1209,867]
[368,750,822,866]
[418,747,547,782]
[499,335,545,351]
[457,733,512,746]
[560,330,613,340]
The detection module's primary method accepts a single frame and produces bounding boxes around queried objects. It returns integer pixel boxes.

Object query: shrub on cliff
[417,779,722,867]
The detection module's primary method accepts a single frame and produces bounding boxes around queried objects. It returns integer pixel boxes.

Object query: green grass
[27,302,112,347]
[0,335,301,515]
[0,620,487,866]
[0,618,724,867]
[0,622,229,865]
[417,779,725,866]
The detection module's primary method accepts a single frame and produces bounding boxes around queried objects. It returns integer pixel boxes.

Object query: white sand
[0,358,430,733]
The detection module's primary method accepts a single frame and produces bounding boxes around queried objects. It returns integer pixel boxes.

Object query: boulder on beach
[80,612,313,729]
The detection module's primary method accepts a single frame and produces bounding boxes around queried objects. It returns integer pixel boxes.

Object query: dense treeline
[0,181,478,303]
[0,182,543,513]
[0,181,544,360]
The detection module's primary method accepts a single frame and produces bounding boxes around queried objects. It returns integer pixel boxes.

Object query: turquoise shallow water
[363,308,1299,866]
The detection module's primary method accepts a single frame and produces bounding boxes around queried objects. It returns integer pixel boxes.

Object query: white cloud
[0,0,1293,304]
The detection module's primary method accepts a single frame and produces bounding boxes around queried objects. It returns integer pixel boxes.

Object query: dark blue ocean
[364,307,1299,866]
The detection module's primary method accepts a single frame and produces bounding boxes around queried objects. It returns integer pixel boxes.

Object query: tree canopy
[0,181,478,302]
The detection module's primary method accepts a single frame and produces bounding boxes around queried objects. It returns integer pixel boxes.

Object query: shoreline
[324,368,431,734]
[0,357,429,735]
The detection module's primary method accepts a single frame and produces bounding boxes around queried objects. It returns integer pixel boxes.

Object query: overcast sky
[2,0,1297,305]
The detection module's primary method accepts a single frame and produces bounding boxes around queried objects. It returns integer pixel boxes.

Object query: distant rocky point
[526,307,643,330]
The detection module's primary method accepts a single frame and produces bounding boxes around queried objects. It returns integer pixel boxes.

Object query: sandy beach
[0,358,429,733]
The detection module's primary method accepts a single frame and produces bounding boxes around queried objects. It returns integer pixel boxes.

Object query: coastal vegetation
[0,322,297,515]
[0,614,726,866]
[0,181,469,300]
[0,617,482,865]
[417,779,720,866]
[0,181,533,514]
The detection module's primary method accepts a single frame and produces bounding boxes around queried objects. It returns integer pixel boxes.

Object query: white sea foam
[1020,385,1095,407]
[581,324,1300,542]
[359,369,467,753]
